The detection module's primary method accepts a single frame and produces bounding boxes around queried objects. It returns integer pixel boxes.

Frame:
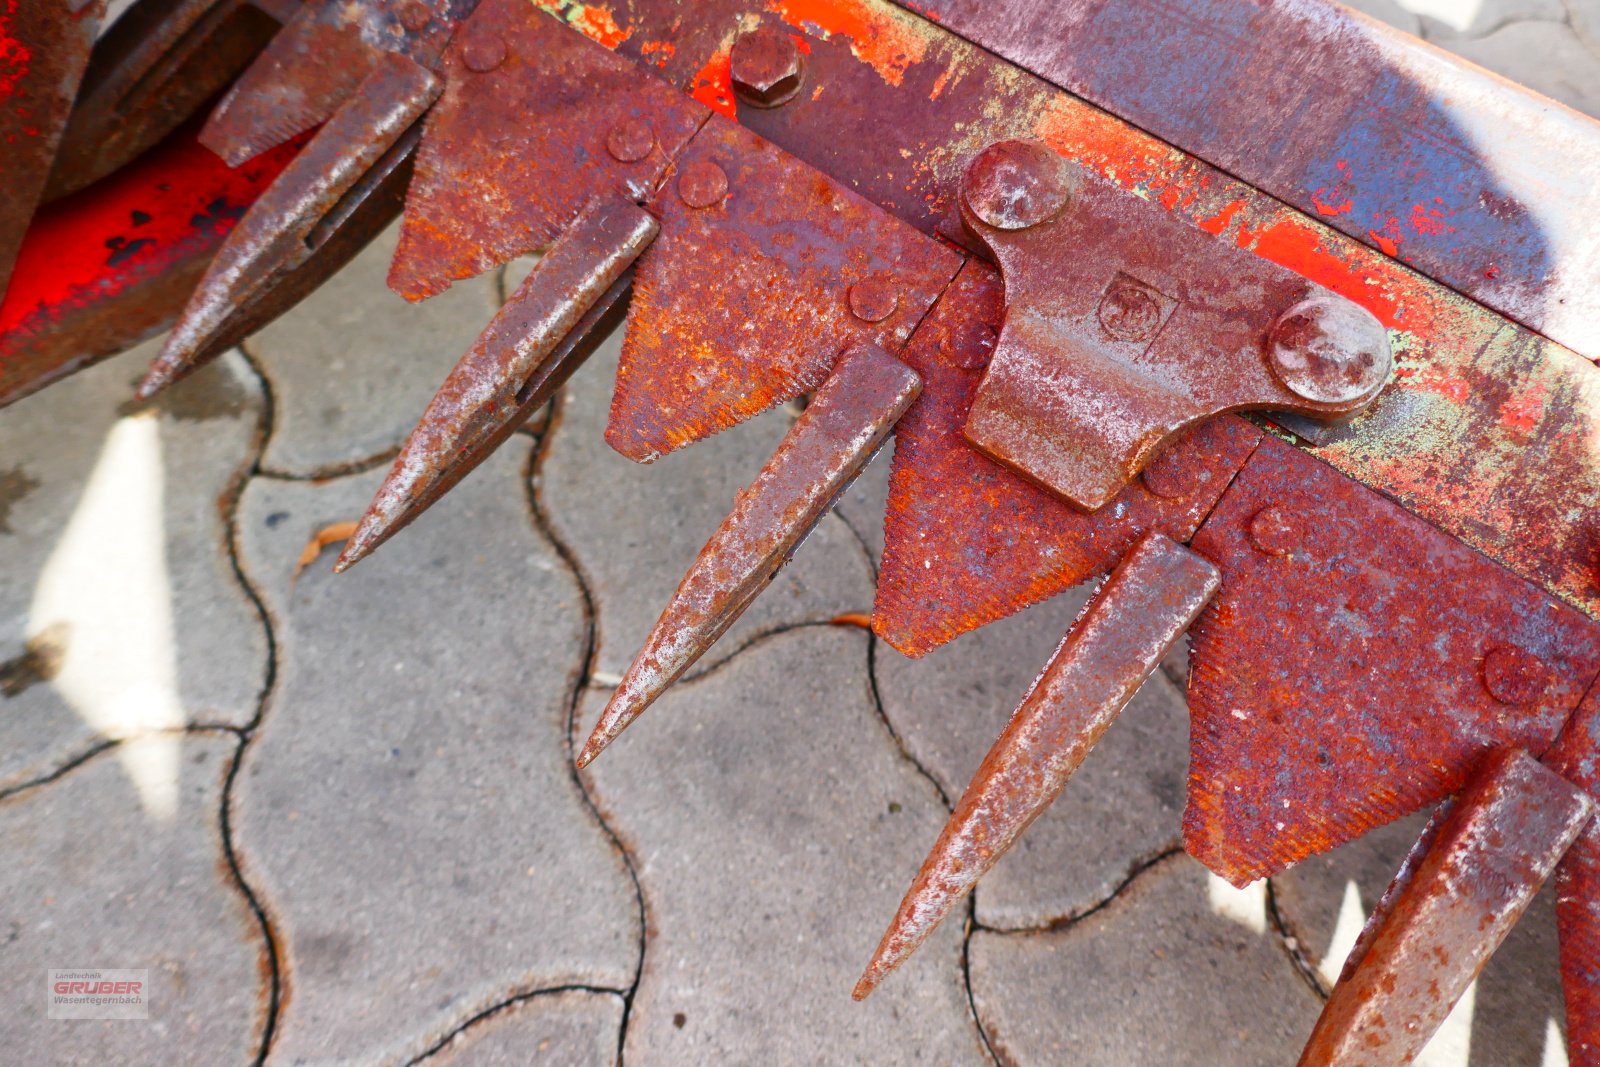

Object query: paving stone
[1435,20,1600,116]
[1395,0,1567,38]
[0,734,266,1062]
[574,626,989,1066]
[1572,0,1600,57]
[423,991,623,1067]
[875,588,1191,929]
[1346,0,1424,35]
[540,328,875,685]
[233,442,637,1065]
[970,854,1321,1066]
[1273,808,1569,1066]
[250,221,501,476]
[0,340,268,800]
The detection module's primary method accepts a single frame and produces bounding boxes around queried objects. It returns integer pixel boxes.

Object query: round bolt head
[460,33,507,73]
[848,274,899,323]
[678,160,729,208]
[1482,645,1550,705]
[607,117,655,163]
[729,26,805,108]
[1098,280,1164,343]
[961,140,1073,231]
[1248,505,1301,556]
[397,0,432,32]
[1268,296,1392,406]
[950,320,998,370]
[1140,447,1198,500]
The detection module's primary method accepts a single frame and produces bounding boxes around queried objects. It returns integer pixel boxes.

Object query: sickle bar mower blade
[137,51,439,398]
[855,532,1220,997]
[199,0,472,166]
[1185,436,1600,886]
[578,343,922,767]
[386,0,708,302]
[45,0,294,201]
[337,198,659,571]
[1547,685,1600,1065]
[606,114,962,462]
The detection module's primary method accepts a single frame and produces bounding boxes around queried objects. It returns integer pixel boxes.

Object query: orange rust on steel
[577,343,921,768]
[137,52,440,399]
[44,0,293,201]
[855,532,1219,997]
[873,259,1261,656]
[1546,683,1600,1066]
[550,0,1600,623]
[957,140,1390,511]
[199,0,475,166]
[0,0,104,302]
[1298,749,1593,1067]
[387,0,708,302]
[1185,436,1600,885]
[337,199,658,571]
[607,113,962,461]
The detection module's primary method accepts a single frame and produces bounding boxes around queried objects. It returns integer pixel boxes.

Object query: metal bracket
[957,139,1394,512]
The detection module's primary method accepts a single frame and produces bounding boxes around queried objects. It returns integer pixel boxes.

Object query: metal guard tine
[136,51,441,399]
[1297,748,1593,1067]
[335,198,659,571]
[854,531,1220,999]
[575,342,923,769]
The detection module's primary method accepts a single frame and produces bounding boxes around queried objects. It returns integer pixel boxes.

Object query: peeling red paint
[768,0,928,86]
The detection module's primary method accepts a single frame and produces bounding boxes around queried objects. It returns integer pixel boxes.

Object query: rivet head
[397,0,432,32]
[1248,505,1300,556]
[729,26,804,108]
[460,33,507,73]
[1482,645,1550,705]
[678,160,728,208]
[606,117,655,163]
[961,139,1073,231]
[1098,279,1164,343]
[1141,448,1198,500]
[848,274,899,323]
[950,320,997,370]
[1268,296,1392,406]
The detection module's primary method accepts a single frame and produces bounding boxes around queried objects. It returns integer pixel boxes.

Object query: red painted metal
[338,197,658,570]
[0,0,104,301]
[900,0,1600,361]
[1548,683,1600,1066]
[1298,749,1592,1066]
[606,113,961,461]
[386,0,707,302]
[1186,436,1600,885]
[579,342,922,766]
[873,259,1261,656]
[0,118,301,407]
[856,532,1220,997]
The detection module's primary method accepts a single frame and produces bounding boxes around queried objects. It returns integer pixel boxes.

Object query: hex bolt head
[848,274,899,323]
[397,0,432,32]
[1482,645,1551,705]
[729,26,805,108]
[678,160,729,208]
[1248,505,1301,556]
[607,117,655,163]
[460,33,507,73]
[1267,296,1393,406]
[961,139,1074,231]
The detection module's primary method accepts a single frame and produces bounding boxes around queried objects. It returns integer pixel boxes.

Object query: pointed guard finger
[336,198,658,571]
[577,342,923,769]
[854,532,1220,999]
[137,50,439,399]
